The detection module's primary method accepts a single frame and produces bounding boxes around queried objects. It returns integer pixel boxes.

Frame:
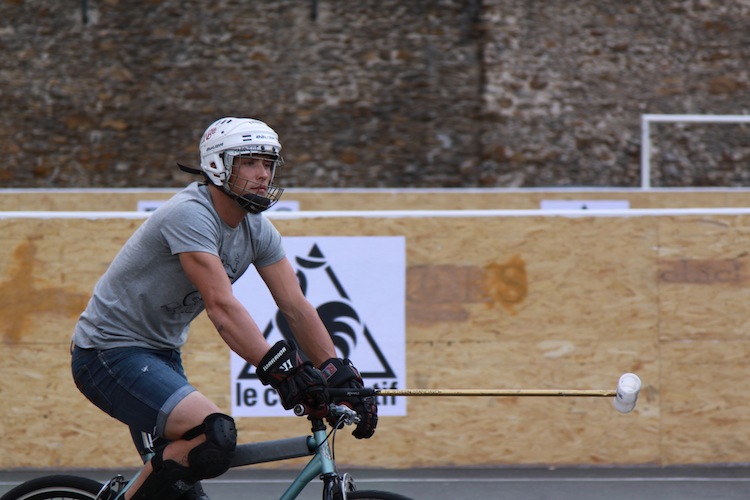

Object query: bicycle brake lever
[331,404,361,425]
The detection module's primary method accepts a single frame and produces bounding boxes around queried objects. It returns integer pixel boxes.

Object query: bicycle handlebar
[293,403,361,425]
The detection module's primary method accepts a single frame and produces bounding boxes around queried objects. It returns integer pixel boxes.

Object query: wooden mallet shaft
[328,388,616,398]
[327,373,641,413]
[377,389,616,397]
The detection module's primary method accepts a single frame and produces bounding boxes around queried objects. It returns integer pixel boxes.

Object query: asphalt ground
[2,466,750,499]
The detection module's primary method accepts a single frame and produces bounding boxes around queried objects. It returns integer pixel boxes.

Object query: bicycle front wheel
[348,491,413,500]
[0,475,103,500]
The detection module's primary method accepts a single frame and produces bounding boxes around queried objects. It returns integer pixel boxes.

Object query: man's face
[227,155,275,197]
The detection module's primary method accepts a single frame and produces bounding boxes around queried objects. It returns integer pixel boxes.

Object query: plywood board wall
[1,211,749,469]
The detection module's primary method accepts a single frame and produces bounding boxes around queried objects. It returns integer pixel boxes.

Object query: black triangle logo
[238,243,396,379]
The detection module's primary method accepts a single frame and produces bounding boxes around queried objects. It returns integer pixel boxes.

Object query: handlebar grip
[292,403,360,425]
[293,402,332,418]
[327,387,378,398]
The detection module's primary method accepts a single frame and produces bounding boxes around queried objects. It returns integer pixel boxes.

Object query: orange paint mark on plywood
[483,255,528,315]
[1,239,89,343]
[406,257,528,322]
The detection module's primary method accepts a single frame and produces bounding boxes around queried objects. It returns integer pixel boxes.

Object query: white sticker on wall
[230,236,407,417]
[540,199,630,210]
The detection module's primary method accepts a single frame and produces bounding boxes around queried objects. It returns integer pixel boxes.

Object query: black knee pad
[183,413,237,481]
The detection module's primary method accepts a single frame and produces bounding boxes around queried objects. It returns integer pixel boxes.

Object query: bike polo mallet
[329,372,643,414]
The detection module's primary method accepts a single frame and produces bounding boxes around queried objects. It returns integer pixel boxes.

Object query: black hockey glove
[320,358,378,439]
[257,341,328,412]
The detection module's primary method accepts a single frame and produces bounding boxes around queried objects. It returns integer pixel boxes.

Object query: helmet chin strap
[227,189,272,214]
[222,185,284,214]
[177,162,203,176]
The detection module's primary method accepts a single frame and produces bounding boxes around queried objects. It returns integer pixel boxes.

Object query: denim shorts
[71,346,196,438]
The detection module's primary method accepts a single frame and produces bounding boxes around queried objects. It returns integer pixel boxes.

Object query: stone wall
[1,0,749,188]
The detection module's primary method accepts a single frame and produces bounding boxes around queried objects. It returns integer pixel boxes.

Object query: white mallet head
[613,373,642,414]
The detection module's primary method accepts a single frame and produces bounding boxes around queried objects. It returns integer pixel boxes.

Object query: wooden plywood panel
[1,212,741,469]
[0,191,176,212]
[0,343,138,468]
[660,340,750,465]
[0,219,146,467]
[658,215,750,342]
[0,219,138,344]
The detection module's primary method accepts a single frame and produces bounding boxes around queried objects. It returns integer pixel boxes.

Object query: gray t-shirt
[73,182,285,350]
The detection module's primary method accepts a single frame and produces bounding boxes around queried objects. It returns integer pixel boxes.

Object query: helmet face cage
[222,151,285,214]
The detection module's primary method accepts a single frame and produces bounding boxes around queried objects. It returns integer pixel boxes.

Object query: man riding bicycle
[71,117,377,500]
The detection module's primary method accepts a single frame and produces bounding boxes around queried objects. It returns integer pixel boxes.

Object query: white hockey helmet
[199,117,284,213]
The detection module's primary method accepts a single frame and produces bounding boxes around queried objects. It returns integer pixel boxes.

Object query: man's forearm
[285,305,337,365]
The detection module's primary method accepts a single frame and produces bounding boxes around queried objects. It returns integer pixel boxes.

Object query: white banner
[230,236,407,417]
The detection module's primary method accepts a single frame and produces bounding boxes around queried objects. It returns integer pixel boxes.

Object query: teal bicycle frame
[279,419,342,500]
[103,404,356,500]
